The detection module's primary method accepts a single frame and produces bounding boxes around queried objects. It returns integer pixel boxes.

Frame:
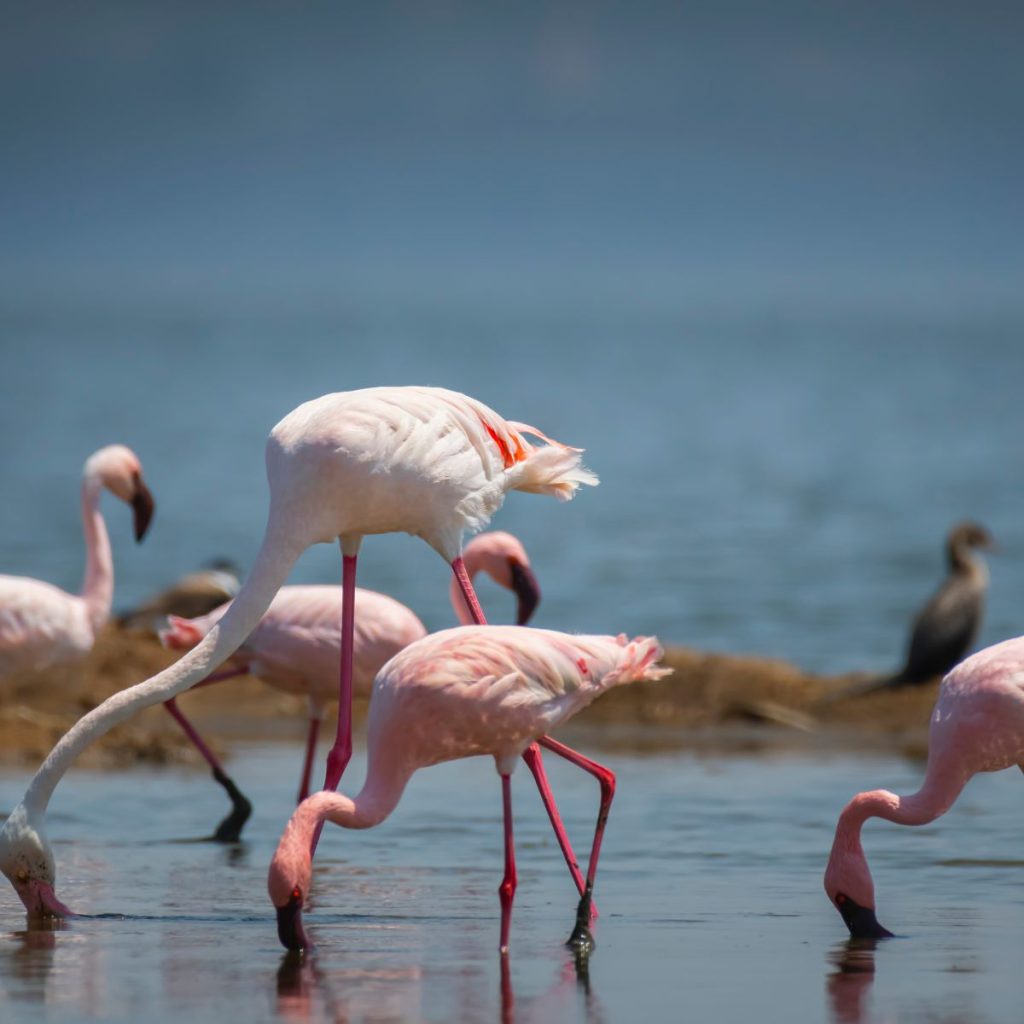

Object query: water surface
[2,741,1022,1022]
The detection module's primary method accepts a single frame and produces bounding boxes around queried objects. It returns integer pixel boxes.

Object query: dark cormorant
[835,521,995,699]
[116,558,241,630]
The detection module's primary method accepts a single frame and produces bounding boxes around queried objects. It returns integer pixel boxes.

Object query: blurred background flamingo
[0,445,155,683]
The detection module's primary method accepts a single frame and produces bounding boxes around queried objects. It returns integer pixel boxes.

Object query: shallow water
[1,740,1022,1023]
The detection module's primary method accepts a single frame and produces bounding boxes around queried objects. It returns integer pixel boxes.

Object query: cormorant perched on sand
[834,521,995,700]
[116,559,241,630]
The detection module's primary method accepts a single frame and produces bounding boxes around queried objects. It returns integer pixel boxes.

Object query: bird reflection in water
[276,946,605,1022]
[826,938,879,1024]
[275,952,423,1022]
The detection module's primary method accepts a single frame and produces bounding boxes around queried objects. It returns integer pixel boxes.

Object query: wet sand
[0,626,939,768]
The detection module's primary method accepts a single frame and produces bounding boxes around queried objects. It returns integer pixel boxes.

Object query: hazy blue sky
[2,2,1022,317]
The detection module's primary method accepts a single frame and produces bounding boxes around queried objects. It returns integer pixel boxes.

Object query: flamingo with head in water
[155,531,543,839]
[268,625,668,955]
[0,386,596,917]
[824,632,1024,938]
[0,445,155,682]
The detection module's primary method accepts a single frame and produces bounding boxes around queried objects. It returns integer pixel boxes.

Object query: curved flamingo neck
[79,477,114,633]
[23,529,302,818]
[837,768,967,847]
[301,767,410,836]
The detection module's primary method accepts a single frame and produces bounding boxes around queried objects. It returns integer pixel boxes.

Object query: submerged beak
[836,895,893,939]
[509,560,541,626]
[131,473,156,542]
[276,891,310,952]
[22,880,74,920]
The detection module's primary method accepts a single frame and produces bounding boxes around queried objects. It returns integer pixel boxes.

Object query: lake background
[2,4,1024,1021]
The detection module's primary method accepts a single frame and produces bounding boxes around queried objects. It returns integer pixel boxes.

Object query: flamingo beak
[836,895,893,939]
[276,890,310,951]
[22,880,74,920]
[131,473,156,542]
[509,560,541,625]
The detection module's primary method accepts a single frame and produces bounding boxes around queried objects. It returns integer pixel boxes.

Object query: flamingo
[155,531,542,840]
[268,626,668,955]
[0,386,596,917]
[0,445,155,682]
[824,632,1024,938]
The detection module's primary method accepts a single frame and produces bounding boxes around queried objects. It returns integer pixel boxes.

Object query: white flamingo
[0,386,597,916]
[0,445,155,682]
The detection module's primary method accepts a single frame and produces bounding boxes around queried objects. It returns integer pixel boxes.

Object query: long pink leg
[452,557,591,913]
[310,551,358,856]
[322,552,358,791]
[296,716,321,804]
[163,692,252,842]
[191,666,250,689]
[538,735,616,951]
[520,744,597,916]
[451,554,488,624]
[498,773,518,954]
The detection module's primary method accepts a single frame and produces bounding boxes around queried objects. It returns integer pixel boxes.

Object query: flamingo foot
[565,883,595,955]
[211,767,252,842]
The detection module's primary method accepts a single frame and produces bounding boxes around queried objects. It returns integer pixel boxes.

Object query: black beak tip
[131,478,156,542]
[276,896,310,952]
[839,898,894,940]
[510,561,541,626]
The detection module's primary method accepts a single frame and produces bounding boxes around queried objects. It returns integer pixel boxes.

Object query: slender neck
[947,539,980,575]
[835,765,969,853]
[24,529,302,817]
[79,477,114,632]
[301,759,413,836]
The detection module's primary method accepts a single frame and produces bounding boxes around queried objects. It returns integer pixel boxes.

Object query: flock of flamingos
[0,384,1022,958]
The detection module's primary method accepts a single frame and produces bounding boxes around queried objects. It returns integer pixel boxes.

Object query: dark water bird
[115,559,242,630]
[833,521,995,700]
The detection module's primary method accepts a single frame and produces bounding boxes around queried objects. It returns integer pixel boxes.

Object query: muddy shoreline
[0,626,939,768]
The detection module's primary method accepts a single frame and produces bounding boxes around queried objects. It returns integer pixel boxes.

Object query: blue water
[1,742,1023,1023]
[1,317,1022,674]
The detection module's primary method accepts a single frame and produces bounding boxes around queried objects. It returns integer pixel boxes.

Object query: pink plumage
[824,633,1024,938]
[156,531,542,811]
[0,445,155,681]
[268,626,667,953]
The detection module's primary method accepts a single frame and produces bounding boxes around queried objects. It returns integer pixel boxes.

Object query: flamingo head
[823,843,892,939]
[159,615,211,651]
[268,819,314,952]
[84,445,156,542]
[0,805,73,919]
[463,532,541,625]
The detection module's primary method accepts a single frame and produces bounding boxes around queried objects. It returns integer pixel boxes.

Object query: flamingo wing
[0,576,92,679]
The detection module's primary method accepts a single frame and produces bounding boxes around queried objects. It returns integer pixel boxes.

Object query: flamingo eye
[291,886,302,901]
[15,868,28,883]
[835,893,847,905]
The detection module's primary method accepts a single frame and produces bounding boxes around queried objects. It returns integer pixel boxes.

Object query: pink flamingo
[268,626,668,955]
[0,386,595,917]
[824,632,1024,938]
[0,445,155,681]
[155,531,542,840]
